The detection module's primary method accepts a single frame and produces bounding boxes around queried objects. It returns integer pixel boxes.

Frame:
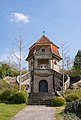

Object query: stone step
[28,92,54,105]
[28,99,51,105]
[29,92,54,99]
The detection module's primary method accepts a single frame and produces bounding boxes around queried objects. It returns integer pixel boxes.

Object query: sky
[0,0,81,67]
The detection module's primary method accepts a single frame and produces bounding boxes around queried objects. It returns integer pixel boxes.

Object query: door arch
[39,80,48,92]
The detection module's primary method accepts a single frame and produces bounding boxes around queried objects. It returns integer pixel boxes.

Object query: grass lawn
[0,103,26,120]
[55,106,65,120]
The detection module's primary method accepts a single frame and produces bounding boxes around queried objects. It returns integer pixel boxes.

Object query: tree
[61,40,70,96]
[74,50,81,70]
[9,32,27,92]
[68,50,81,77]
[0,63,19,79]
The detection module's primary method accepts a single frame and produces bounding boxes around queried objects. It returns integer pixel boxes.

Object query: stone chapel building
[25,35,69,104]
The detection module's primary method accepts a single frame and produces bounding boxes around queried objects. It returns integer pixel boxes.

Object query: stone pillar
[53,74,55,93]
[31,72,34,92]
[49,60,52,69]
[34,59,38,69]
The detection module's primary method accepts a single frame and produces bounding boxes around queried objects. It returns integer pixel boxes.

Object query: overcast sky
[0,0,81,64]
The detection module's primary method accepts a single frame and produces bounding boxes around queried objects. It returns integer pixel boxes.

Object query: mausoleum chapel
[25,35,69,104]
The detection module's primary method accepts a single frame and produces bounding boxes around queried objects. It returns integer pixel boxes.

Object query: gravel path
[12,105,56,120]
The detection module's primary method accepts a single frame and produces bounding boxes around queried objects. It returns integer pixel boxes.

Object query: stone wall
[54,76,63,91]
[53,59,59,72]
[33,74,54,92]
[4,76,16,84]
[29,58,34,71]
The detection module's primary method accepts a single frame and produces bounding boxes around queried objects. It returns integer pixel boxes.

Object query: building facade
[26,35,63,104]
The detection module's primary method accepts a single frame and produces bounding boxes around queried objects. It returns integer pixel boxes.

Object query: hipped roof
[26,35,62,60]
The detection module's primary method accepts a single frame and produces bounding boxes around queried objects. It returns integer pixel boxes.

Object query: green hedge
[9,92,26,104]
[0,90,26,104]
[0,89,12,102]
[51,96,66,106]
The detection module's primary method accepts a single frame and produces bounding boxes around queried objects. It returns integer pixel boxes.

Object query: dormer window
[41,48,45,52]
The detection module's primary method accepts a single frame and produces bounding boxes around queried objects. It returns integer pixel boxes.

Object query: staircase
[17,72,31,85]
[28,92,55,105]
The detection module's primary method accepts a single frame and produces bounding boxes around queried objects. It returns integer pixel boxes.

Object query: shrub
[64,99,81,118]
[0,89,12,102]
[63,112,80,120]
[65,93,79,102]
[51,96,66,106]
[9,92,26,104]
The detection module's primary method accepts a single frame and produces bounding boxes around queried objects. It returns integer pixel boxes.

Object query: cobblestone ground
[12,105,56,120]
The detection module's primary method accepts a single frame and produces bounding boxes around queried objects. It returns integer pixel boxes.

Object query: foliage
[64,87,81,99]
[0,80,10,93]
[65,93,79,102]
[55,106,65,120]
[68,69,81,77]
[9,92,26,104]
[69,50,81,77]
[0,79,27,104]
[63,112,80,120]
[51,96,66,106]
[0,103,26,120]
[0,79,19,95]
[0,89,13,102]
[0,79,26,103]
[0,63,19,79]
[74,50,81,70]
[64,99,81,118]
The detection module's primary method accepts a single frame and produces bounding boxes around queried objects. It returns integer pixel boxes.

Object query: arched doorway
[39,80,48,92]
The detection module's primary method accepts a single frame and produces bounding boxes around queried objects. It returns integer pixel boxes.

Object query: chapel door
[39,80,48,92]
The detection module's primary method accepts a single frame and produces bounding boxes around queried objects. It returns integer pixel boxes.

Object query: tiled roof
[51,44,61,58]
[26,35,62,60]
[36,35,52,44]
[27,46,35,59]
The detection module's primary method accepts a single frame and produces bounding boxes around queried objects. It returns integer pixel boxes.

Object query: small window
[41,66,43,68]
[44,65,46,68]
[31,62,33,66]
[54,60,57,65]
[40,64,47,69]
[41,48,45,52]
